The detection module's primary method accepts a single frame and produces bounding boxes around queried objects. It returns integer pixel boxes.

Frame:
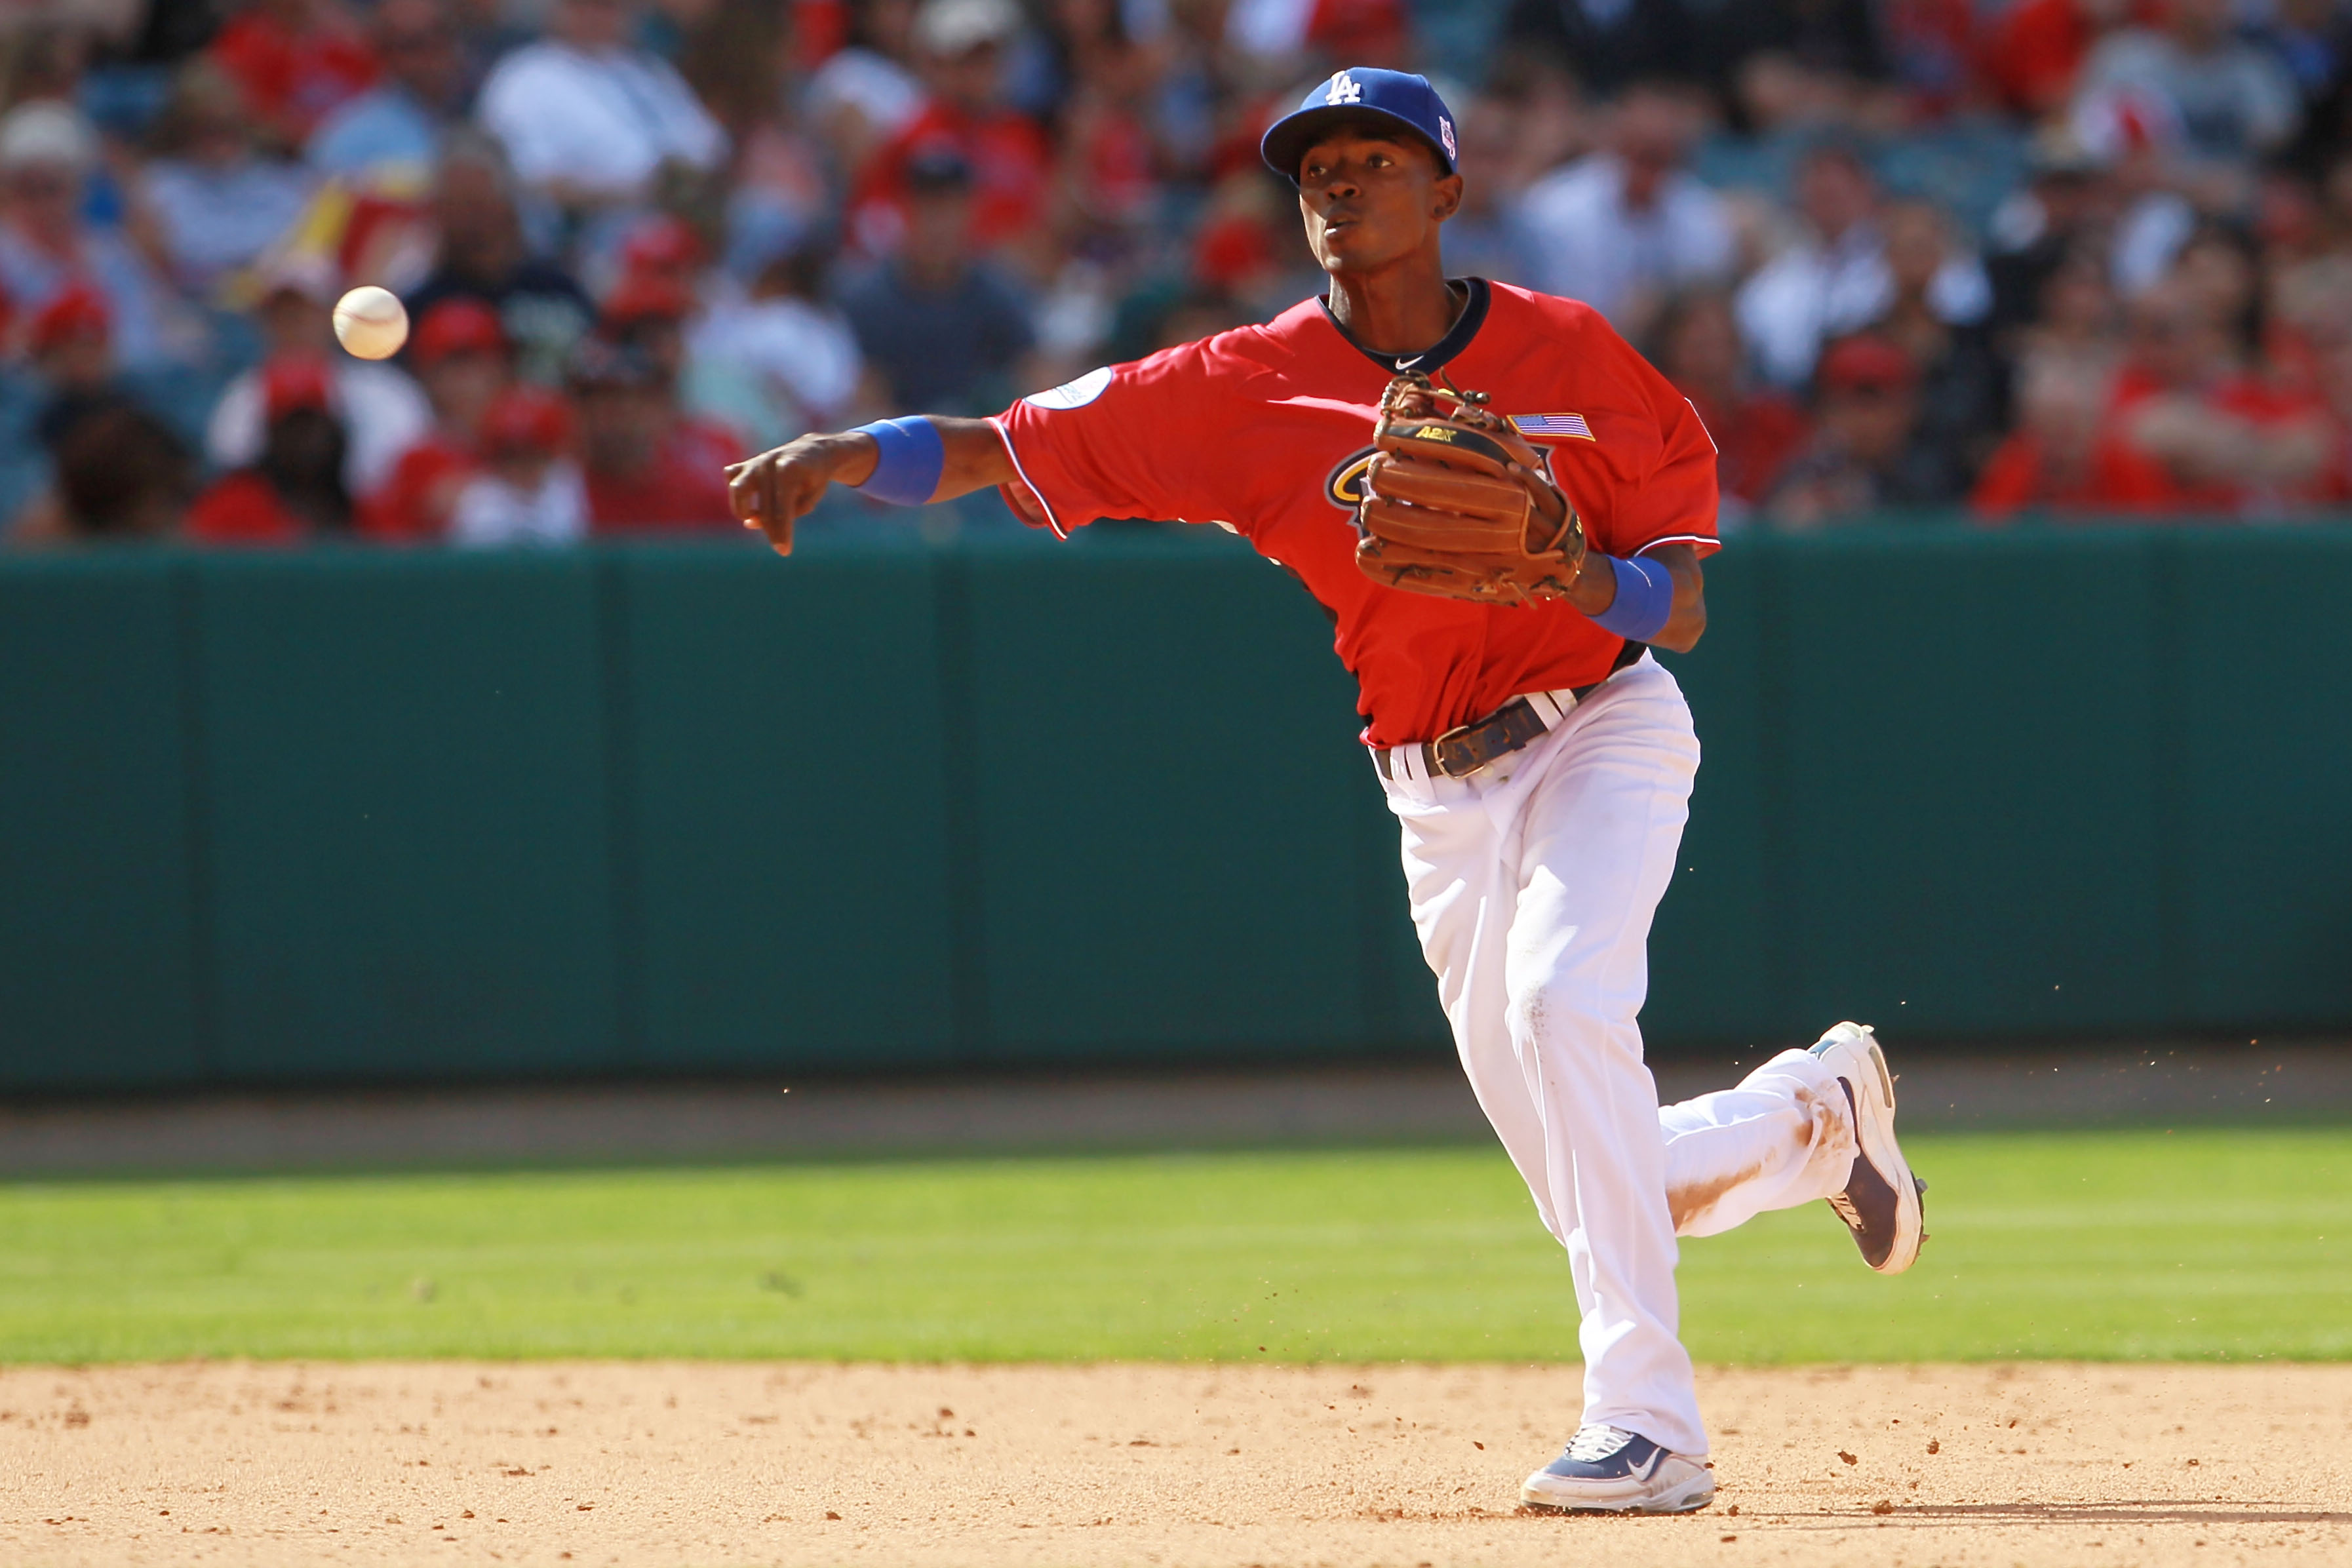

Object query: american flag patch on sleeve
[1509,413,1595,441]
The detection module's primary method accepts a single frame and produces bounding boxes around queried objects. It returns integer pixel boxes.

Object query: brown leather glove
[1355,372,1587,605]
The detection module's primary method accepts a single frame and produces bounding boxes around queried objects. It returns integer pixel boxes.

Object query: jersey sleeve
[990,340,1239,538]
[1588,323,1721,560]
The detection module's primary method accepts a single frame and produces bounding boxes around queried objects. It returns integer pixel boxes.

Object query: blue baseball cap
[1260,68,1459,185]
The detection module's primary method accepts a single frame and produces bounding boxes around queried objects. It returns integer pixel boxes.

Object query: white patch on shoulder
[1025,366,1114,409]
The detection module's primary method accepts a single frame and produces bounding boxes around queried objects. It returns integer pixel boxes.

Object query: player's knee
[1506,967,1612,1051]
[1508,926,1654,1044]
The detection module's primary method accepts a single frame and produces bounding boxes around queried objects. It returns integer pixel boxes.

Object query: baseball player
[728,68,1924,1516]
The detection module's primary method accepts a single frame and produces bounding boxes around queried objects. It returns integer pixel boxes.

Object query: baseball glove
[1354,372,1586,605]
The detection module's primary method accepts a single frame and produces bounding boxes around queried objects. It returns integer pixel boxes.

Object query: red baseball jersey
[991,280,1721,747]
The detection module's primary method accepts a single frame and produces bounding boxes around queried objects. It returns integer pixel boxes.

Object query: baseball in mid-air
[333,285,408,359]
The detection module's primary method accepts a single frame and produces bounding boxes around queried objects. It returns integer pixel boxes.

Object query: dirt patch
[1,1361,2344,1567]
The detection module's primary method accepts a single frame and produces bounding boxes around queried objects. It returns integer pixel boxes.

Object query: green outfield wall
[3,525,2347,1092]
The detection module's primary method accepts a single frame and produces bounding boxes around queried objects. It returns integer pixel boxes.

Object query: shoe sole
[1820,1025,1924,1274]
[1521,1470,1716,1514]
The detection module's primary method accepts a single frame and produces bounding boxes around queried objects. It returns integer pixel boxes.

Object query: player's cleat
[1520,1424,1716,1514]
[1809,1021,1926,1274]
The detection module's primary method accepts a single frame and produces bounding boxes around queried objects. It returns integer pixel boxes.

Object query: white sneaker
[1520,1424,1716,1514]
[1810,1021,1926,1274]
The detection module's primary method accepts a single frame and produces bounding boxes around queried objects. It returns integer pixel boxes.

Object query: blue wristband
[1587,553,1674,642]
[849,417,945,506]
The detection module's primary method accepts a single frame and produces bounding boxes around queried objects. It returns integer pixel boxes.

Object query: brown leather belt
[1376,642,1647,782]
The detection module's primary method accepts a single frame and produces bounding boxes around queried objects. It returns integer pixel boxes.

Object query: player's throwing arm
[725,419,1013,554]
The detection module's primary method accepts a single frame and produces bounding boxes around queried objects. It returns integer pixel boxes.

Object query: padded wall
[1,526,2343,1090]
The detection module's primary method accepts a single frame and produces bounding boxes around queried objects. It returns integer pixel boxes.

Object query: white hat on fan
[0,101,96,172]
[914,0,1021,57]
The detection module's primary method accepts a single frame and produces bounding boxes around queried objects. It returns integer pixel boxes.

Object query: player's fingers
[726,454,774,525]
[764,454,790,557]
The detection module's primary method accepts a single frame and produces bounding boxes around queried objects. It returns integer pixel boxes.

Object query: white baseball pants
[1378,655,1858,1458]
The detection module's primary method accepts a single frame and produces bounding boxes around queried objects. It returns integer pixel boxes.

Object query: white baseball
[333,285,409,360]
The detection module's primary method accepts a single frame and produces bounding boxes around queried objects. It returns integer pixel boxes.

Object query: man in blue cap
[726,66,1925,1517]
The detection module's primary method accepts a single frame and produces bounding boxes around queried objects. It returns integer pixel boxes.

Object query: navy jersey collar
[1317,277,1491,375]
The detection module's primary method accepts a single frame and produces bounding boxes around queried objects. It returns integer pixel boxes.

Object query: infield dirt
[3,1362,2345,1567]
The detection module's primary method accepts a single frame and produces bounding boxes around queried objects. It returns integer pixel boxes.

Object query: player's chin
[1318,235,1407,275]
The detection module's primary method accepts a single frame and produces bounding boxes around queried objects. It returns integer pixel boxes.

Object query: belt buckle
[1429,720,1483,778]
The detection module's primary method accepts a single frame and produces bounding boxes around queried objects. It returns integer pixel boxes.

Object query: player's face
[1297,128,1461,277]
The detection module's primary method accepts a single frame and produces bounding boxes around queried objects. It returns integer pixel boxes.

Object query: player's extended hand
[724,432,878,557]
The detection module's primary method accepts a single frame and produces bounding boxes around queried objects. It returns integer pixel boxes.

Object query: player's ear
[1431,172,1464,224]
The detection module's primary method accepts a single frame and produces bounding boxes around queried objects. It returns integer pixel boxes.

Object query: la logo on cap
[1323,70,1362,105]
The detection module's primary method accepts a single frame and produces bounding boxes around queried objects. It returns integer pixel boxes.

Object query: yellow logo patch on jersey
[1326,446,1377,508]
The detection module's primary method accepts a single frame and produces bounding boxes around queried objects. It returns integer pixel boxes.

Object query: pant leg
[1500,660,1705,1456]
[1384,755,1556,1236]
[1660,1048,1857,1238]
[1384,657,1707,1458]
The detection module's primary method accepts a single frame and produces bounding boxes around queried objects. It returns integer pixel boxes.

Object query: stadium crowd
[0,0,2349,544]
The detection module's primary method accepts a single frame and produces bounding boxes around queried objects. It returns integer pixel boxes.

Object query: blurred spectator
[2010,243,2127,396]
[0,102,182,370]
[141,62,316,298]
[2273,245,2352,386]
[1875,199,2005,477]
[1649,288,1809,520]
[1767,333,1963,525]
[679,0,835,281]
[2087,277,2340,511]
[1048,1,1166,248]
[596,273,751,490]
[1735,142,1890,386]
[569,336,739,529]
[688,241,871,447]
[1517,83,1734,334]
[599,270,697,382]
[853,0,1054,267]
[306,0,470,183]
[2071,0,2301,165]
[2172,220,2265,349]
[1972,349,2114,518]
[1441,91,1541,286]
[364,297,508,538]
[187,358,356,542]
[1737,142,1987,387]
[806,0,926,178]
[207,254,433,496]
[1185,165,1325,321]
[450,383,587,544]
[476,0,728,209]
[1441,56,1592,287]
[842,147,1034,413]
[7,287,195,542]
[1503,0,1695,99]
[403,135,597,383]
[1984,129,2115,339]
[207,0,383,148]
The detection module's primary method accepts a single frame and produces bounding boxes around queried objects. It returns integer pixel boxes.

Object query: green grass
[0,1129,2345,1364]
